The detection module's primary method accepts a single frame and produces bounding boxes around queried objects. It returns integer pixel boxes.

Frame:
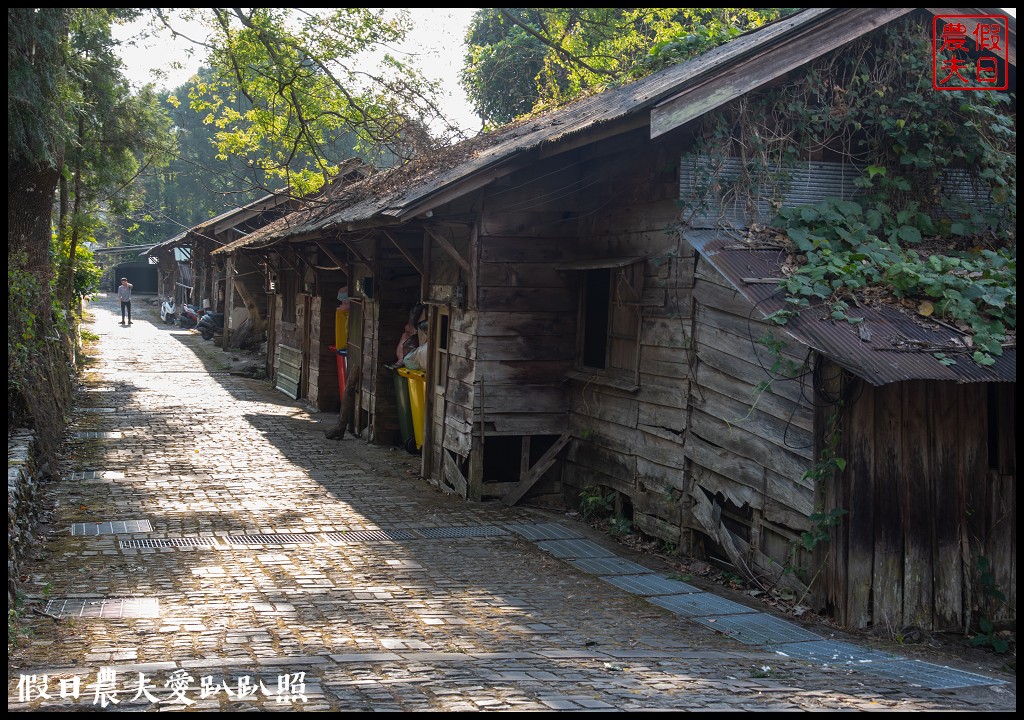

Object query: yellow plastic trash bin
[397,367,426,450]
[335,307,349,350]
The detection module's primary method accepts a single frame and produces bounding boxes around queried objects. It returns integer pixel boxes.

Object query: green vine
[680,17,1015,368]
[970,555,1010,654]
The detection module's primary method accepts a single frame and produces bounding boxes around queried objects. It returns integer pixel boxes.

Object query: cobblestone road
[8,294,1016,712]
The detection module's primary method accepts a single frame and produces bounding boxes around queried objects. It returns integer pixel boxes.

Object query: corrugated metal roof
[273,8,847,234]
[686,230,1015,386]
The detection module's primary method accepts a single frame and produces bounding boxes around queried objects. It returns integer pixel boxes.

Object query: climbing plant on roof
[682,16,1016,368]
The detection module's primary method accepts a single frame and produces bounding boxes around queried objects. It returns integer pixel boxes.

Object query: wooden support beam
[382,230,424,274]
[334,234,370,264]
[424,225,471,274]
[275,249,301,275]
[314,241,348,276]
[503,432,572,507]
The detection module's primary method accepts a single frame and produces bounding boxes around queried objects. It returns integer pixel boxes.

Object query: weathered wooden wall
[687,260,815,588]
[465,153,584,500]
[822,372,1017,632]
[561,137,696,542]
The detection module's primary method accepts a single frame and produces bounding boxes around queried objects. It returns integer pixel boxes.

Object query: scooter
[160,296,177,325]
[178,304,200,329]
[196,309,224,341]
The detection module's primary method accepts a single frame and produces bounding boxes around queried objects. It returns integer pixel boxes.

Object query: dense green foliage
[461,8,793,126]
[57,9,172,302]
[460,9,551,126]
[173,8,452,196]
[9,8,75,456]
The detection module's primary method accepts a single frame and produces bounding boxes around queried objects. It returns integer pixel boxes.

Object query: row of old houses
[146,8,1016,635]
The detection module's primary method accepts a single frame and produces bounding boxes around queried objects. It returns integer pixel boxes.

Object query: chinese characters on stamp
[933,15,1009,90]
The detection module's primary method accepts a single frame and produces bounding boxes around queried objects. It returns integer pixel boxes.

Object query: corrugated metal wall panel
[276,344,301,399]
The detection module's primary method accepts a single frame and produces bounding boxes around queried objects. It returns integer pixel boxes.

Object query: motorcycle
[178,303,200,329]
[159,296,177,325]
[196,309,224,341]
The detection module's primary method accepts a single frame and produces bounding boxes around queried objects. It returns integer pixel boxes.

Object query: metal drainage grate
[602,574,701,596]
[692,612,821,645]
[225,533,318,545]
[44,597,160,619]
[853,659,1007,690]
[649,592,753,618]
[847,663,1007,688]
[505,523,582,541]
[325,529,416,543]
[68,470,125,482]
[73,520,152,536]
[416,525,509,539]
[566,557,653,576]
[79,407,116,413]
[120,537,220,549]
[74,431,123,439]
[536,539,615,559]
[772,639,901,666]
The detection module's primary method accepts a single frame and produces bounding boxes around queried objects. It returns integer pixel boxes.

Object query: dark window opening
[582,268,610,368]
[579,264,643,376]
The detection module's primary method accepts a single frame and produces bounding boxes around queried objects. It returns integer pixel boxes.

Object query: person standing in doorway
[118,277,133,325]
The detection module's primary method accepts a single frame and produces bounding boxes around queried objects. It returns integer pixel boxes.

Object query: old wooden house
[209,159,373,411]
[212,8,1016,634]
[145,191,298,336]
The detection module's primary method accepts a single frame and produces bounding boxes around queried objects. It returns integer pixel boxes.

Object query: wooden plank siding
[818,376,1016,633]
[685,254,816,591]
[557,140,698,523]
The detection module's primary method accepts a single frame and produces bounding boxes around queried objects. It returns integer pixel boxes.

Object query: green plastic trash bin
[387,364,417,454]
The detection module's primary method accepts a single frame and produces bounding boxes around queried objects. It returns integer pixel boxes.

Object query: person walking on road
[117,277,133,326]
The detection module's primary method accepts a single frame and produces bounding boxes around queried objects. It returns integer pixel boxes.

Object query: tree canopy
[161,8,462,196]
[461,8,795,127]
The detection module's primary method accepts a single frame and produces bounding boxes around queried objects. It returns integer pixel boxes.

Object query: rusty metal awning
[687,230,1016,386]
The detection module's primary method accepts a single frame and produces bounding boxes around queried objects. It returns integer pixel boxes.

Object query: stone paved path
[8,294,1016,712]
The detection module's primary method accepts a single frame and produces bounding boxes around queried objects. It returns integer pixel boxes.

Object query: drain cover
[44,597,160,619]
[692,613,821,645]
[853,659,1007,690]
[120,537,219,549]
[566,557,653,576]
[536,539,615,559]
[505,523,582,541]
[772,639,900,666]
[67,470,125,482]
[416,525,509,538]
[603,574,701,596]
[325,529,416,543]
[649,592,753,617]
[225,533,318,545]
[79,407,116,413]
[74,431,123,439]
[72,520,152,536]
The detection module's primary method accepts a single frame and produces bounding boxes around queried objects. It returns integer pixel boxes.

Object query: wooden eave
[651,7,914,139]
